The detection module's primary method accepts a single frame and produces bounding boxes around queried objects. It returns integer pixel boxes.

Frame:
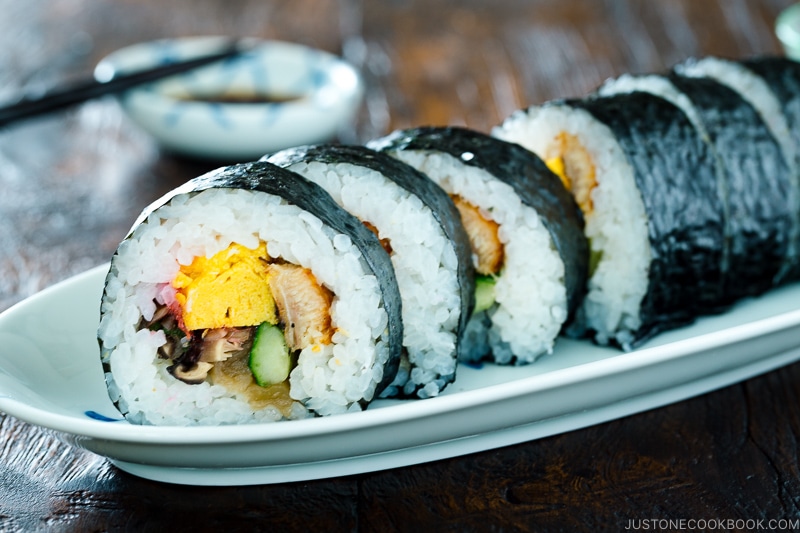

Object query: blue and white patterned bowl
[95,36,364,161]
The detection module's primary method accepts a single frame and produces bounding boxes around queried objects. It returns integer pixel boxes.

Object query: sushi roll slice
[597,72,795,300]
[493,92,725,349]
[674,56,800,283]
[741,56,800,166]
[98,161,402,425]
[265,145,474,399]
[368,126,588,365]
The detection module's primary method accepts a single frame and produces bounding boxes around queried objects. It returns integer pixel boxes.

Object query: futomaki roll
[674,56,800,283]
[266,144,474,399]
[494,93,725,349]
[596,72,795,300]
[740,57,800,170]
[98,161,402,425]
[368,126,588,365]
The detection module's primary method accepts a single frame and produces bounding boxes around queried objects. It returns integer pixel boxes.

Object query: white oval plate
[1,265,800,486]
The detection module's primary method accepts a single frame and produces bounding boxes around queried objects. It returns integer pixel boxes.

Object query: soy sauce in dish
[176,91,303,104]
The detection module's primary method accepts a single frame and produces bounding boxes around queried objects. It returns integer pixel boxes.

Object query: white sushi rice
[98,187,391,425]
[389,149,568,364]
[493,103,651,347]
[281,161,461,398]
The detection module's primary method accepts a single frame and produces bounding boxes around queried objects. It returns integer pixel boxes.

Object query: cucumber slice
[588,244,603,277]
[474,275,497,314]
[248,322,291,387]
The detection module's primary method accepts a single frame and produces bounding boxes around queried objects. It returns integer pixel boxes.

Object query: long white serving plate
[0,265,799,486]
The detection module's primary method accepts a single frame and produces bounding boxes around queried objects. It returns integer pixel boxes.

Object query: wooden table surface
[2,0,800,531]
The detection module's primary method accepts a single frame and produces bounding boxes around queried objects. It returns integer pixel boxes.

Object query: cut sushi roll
[494,93,725,349]
[597,72,795,300]
[265,145,474,399]
[674,56,800,283]
[98,161,402,425]
[368,126,588,364]
[674,57,799,175]
[741,57,800,166]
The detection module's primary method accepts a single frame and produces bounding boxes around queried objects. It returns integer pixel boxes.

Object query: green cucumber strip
[248,322,291,387]
[474,275,497,314]
[588,243,602,278]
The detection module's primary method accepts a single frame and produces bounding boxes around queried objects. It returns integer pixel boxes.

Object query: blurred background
[2,1,800,529]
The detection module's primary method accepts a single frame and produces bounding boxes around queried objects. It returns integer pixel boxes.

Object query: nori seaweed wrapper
[103,160,403,396]
[573,91,726,346]
[265,144,475,396]
[738,55,800,282]
[668,73,795,299]
[367,125,589,324]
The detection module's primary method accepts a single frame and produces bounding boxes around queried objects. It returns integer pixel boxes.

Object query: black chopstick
[0,40,247,128]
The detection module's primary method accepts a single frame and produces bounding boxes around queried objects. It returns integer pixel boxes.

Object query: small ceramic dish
[776,3,800,60]
[94,36,364,161]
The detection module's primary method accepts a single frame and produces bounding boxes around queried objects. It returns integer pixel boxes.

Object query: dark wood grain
[2,0,800,531]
